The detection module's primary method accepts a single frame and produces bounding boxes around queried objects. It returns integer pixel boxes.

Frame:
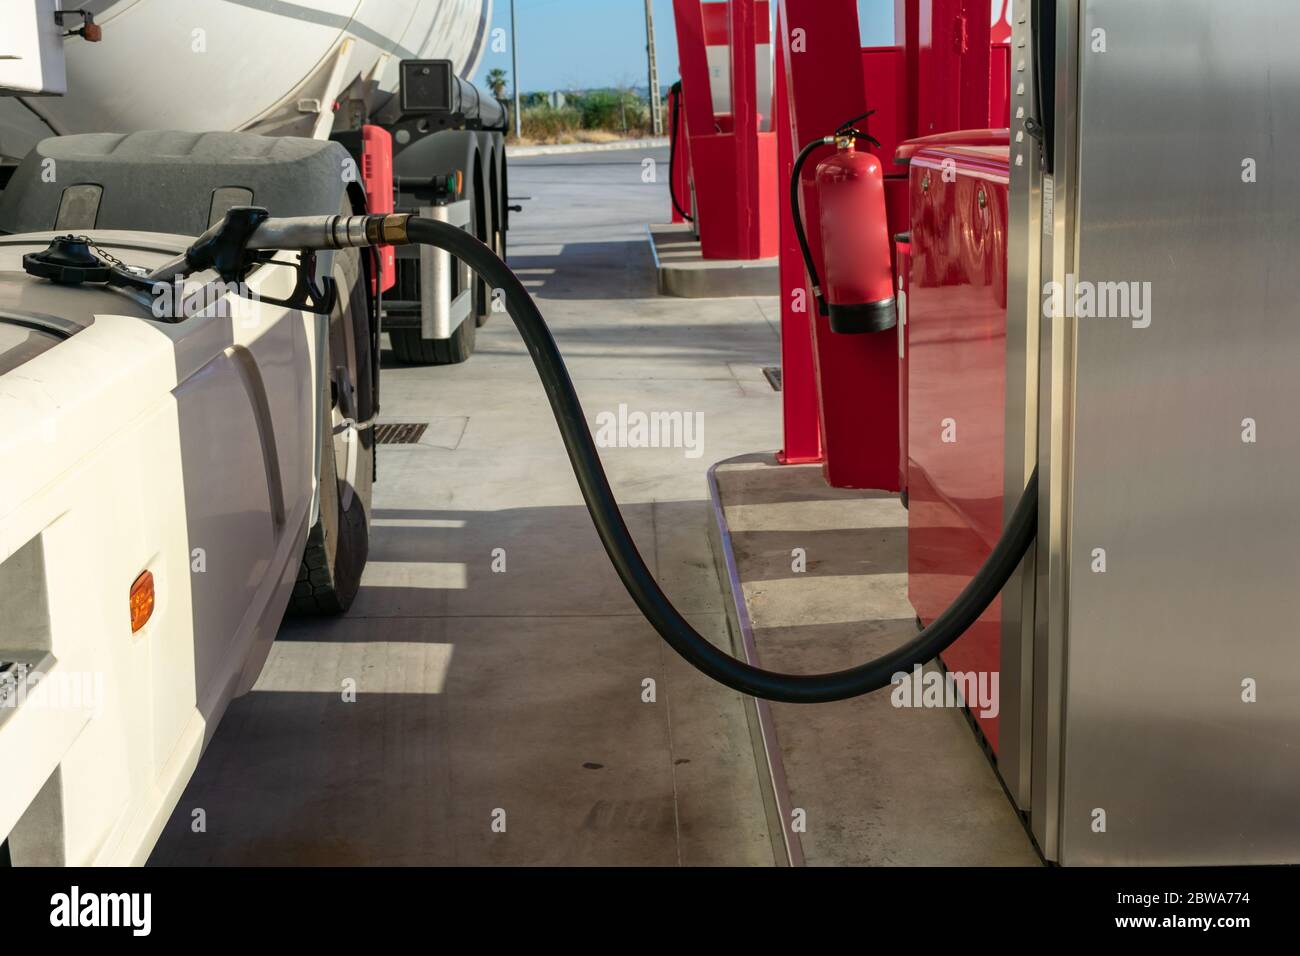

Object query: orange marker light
[130,570,155,633]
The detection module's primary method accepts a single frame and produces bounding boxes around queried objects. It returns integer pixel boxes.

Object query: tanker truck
[0,0,507,364]
[0,0,504,865]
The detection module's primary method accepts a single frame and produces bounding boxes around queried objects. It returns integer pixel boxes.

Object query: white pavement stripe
[252,641,454,694]
[360,561,468,590]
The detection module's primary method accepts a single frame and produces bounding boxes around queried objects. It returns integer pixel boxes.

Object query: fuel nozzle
[241,210,413,255]
[149,207,416,284]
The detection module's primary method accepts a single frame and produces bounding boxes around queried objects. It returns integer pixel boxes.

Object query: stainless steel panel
[419,200,474,340]
[998,0,1042,814]
[1030,0,1080,862]
[1047,0,1300,864]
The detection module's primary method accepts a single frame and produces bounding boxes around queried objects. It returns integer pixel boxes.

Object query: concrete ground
[711,455,1042,866]
[150,146,783,866]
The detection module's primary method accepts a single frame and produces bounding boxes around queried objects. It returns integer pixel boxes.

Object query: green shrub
[519,105,583,140]
[572,90,648,133]
[511,90,653,142]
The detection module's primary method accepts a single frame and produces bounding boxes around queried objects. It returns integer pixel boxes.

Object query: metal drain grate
[762,367,783,391]
[374,423,429,445]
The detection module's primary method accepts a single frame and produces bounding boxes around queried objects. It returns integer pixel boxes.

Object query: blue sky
[473,0,896,94]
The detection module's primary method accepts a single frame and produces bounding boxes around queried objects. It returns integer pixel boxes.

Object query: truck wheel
[474,168,496,328]
[479,179,504,327]
[290,245,374,614]
[388,318,476,365]
[476,226,503,327]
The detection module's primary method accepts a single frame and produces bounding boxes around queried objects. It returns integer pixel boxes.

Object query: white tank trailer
[0,0,494,154]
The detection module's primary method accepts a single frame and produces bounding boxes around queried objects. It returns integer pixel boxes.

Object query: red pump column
[670,0,778,260]
[773,2,821,463]
[777,0,900,490]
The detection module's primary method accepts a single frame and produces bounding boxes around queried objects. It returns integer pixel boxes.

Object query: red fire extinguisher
[792,114,896,334]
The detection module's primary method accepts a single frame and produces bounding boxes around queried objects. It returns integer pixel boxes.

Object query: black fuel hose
[403,216,1039,703]
[667,82,694,223]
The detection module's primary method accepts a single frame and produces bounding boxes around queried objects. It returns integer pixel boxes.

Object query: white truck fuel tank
[0,0,493,160]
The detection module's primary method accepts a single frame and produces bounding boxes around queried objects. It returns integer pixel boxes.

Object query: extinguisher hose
[790,137,833,316]
[388,216,1040,703]
[667,82,694,223]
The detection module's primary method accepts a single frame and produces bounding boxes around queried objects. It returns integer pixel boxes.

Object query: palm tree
[486,68,509,101]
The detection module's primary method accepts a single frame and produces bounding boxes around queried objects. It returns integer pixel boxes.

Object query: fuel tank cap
[22,235,113,285]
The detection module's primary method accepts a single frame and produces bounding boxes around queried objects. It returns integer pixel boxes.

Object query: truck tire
[479,148,504,327]
[289,243,375,614]
[389,318,476,365]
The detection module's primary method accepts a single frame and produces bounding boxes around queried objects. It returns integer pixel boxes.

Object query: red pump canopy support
[670,0,779,261]
[772,2,821,465]
[775,0,900,489]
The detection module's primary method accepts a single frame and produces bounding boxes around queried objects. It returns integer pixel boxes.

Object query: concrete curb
[506,137,669,158]
[706,456,806,868]
[648,223,781,298]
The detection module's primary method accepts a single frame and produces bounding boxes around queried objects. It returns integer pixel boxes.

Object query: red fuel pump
[792,117,897,334]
